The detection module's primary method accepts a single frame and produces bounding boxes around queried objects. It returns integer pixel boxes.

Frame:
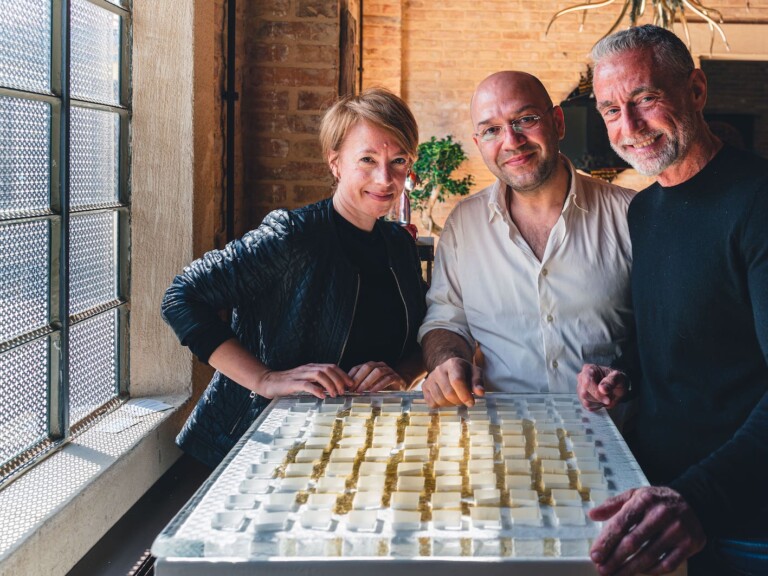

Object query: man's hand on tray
[422,357,485,407]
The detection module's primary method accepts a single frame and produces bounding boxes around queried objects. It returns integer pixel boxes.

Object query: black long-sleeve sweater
[624,145,768,538]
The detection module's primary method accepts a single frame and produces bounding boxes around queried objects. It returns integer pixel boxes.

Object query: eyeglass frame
[474,105,556,143]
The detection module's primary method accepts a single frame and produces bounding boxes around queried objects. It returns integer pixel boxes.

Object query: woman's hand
[348,361,407,393]
[258,364,355,399]
[209,339,354,399]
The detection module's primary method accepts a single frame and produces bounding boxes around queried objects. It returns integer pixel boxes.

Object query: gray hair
[590,24,694,79]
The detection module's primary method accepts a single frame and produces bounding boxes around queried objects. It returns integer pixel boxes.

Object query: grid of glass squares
[71,0,121,106]
[71,106,119,208]
[0,339,49,466]
[0,221,49,343]
[0,96,51,218]
[69,211,116,316]
[69,310,118,425]
[0,0,52,94]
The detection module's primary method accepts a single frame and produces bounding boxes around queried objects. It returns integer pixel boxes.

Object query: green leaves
[410,135,474,213]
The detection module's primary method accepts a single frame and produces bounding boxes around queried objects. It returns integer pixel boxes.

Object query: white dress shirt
[418,157,636,393]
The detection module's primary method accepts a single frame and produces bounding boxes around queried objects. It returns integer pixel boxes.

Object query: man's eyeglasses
[475,107,554,143]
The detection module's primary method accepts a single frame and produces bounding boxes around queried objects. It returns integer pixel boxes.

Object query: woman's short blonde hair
[319,88,419,161]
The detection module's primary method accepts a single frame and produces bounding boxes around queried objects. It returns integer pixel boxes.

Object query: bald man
[418,71,637,407]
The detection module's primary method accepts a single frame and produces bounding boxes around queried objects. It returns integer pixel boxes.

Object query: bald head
[471,71,553,128]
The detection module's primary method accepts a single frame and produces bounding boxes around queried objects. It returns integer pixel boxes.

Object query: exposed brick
[250,112,323,135]
[292,138,323,159]
[255,21,339,43]
[251,43,290,63]
[293,184,332,203]
[249,0,291,18]
[297,88,337,111]
[255,159,330,180]
[253,138,290,158]
[249,67,338,88]
[297,0,338,18]
[247,89,290,111]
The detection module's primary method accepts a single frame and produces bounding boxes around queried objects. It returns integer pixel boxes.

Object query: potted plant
[409,135,474,235]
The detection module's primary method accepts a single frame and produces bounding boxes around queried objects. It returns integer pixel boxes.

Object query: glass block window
[70,212,116,315]
[69,311,117,425]
[71,0,121,106]
[0,221,49,342]
[0,0,52,94]
[71,107,119,208]
[0,339,49,465]
[0,96,51,218]
[0,0,130,479]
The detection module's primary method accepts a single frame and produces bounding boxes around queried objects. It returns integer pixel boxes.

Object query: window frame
[0,0,132,482]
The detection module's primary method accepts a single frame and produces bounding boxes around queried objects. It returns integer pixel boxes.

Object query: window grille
[0,0,131,483]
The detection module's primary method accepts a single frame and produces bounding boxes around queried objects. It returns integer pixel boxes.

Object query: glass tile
[71,0,121,105]
[0,339,49,466]
[69,211,116,315]
[70,106,119,208]
[0,96,50,218]
[0,221,49,342]
[69,310,117,425]
[0,0,51,93]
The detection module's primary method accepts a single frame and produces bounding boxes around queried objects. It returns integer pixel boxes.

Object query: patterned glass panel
[70,106,119,208]
[69,211,116,316]
[69,310,117,425]
[71,0,121,105]
[0,221,49,343]
[0,96,50,218]
[0,0,51,93]
[0,339,49,466]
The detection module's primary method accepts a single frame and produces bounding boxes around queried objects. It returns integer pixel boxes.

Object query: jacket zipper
[390,267,409,360]
[337,274,361,364]
[229,389,258,436]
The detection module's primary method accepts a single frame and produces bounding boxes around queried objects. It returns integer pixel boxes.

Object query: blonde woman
[162,88,426,467]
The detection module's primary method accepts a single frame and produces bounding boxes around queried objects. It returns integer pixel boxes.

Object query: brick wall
[363,0,768,236]
[241,0,343,228]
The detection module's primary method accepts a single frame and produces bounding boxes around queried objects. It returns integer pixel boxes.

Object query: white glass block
[69,310,118,425]
[0,0,51,93]
[70,106,119,208]
[0,96,50,217]
[432,510,462,530]
[470,507,501,529]
[0,221,49,341]
[390,491,420,510]
[69,211,117,315]
[71,0,121,105]
[0,338,48,465]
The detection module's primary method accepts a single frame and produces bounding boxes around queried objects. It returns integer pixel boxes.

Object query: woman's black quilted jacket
[161,198,427,468]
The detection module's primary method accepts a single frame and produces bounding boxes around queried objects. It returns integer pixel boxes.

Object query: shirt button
[546,314,554,323]
[541,268,549,277]
[552,360,559,369]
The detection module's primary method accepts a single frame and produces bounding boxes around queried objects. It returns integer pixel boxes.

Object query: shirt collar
[487,154,589,223]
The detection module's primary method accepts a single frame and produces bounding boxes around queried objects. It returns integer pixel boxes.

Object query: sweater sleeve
[669,182,768,535]
[160,210,293,363]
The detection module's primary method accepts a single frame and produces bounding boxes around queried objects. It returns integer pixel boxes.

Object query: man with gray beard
[418,71,636,406]
[578,25,768,576]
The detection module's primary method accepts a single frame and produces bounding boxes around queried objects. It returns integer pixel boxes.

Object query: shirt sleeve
[417,212,474,347]
[669,183,768,535]
[160,209,292,364]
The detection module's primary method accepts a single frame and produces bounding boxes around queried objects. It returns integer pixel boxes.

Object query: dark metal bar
[225,0,238,242]
[52,0,72,440]
[358,0,364,93]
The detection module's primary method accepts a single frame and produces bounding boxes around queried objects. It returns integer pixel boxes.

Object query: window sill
[0,395,188,576]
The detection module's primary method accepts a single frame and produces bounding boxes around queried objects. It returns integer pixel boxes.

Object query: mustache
[618,132,663,147]
[498,147,537,163]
